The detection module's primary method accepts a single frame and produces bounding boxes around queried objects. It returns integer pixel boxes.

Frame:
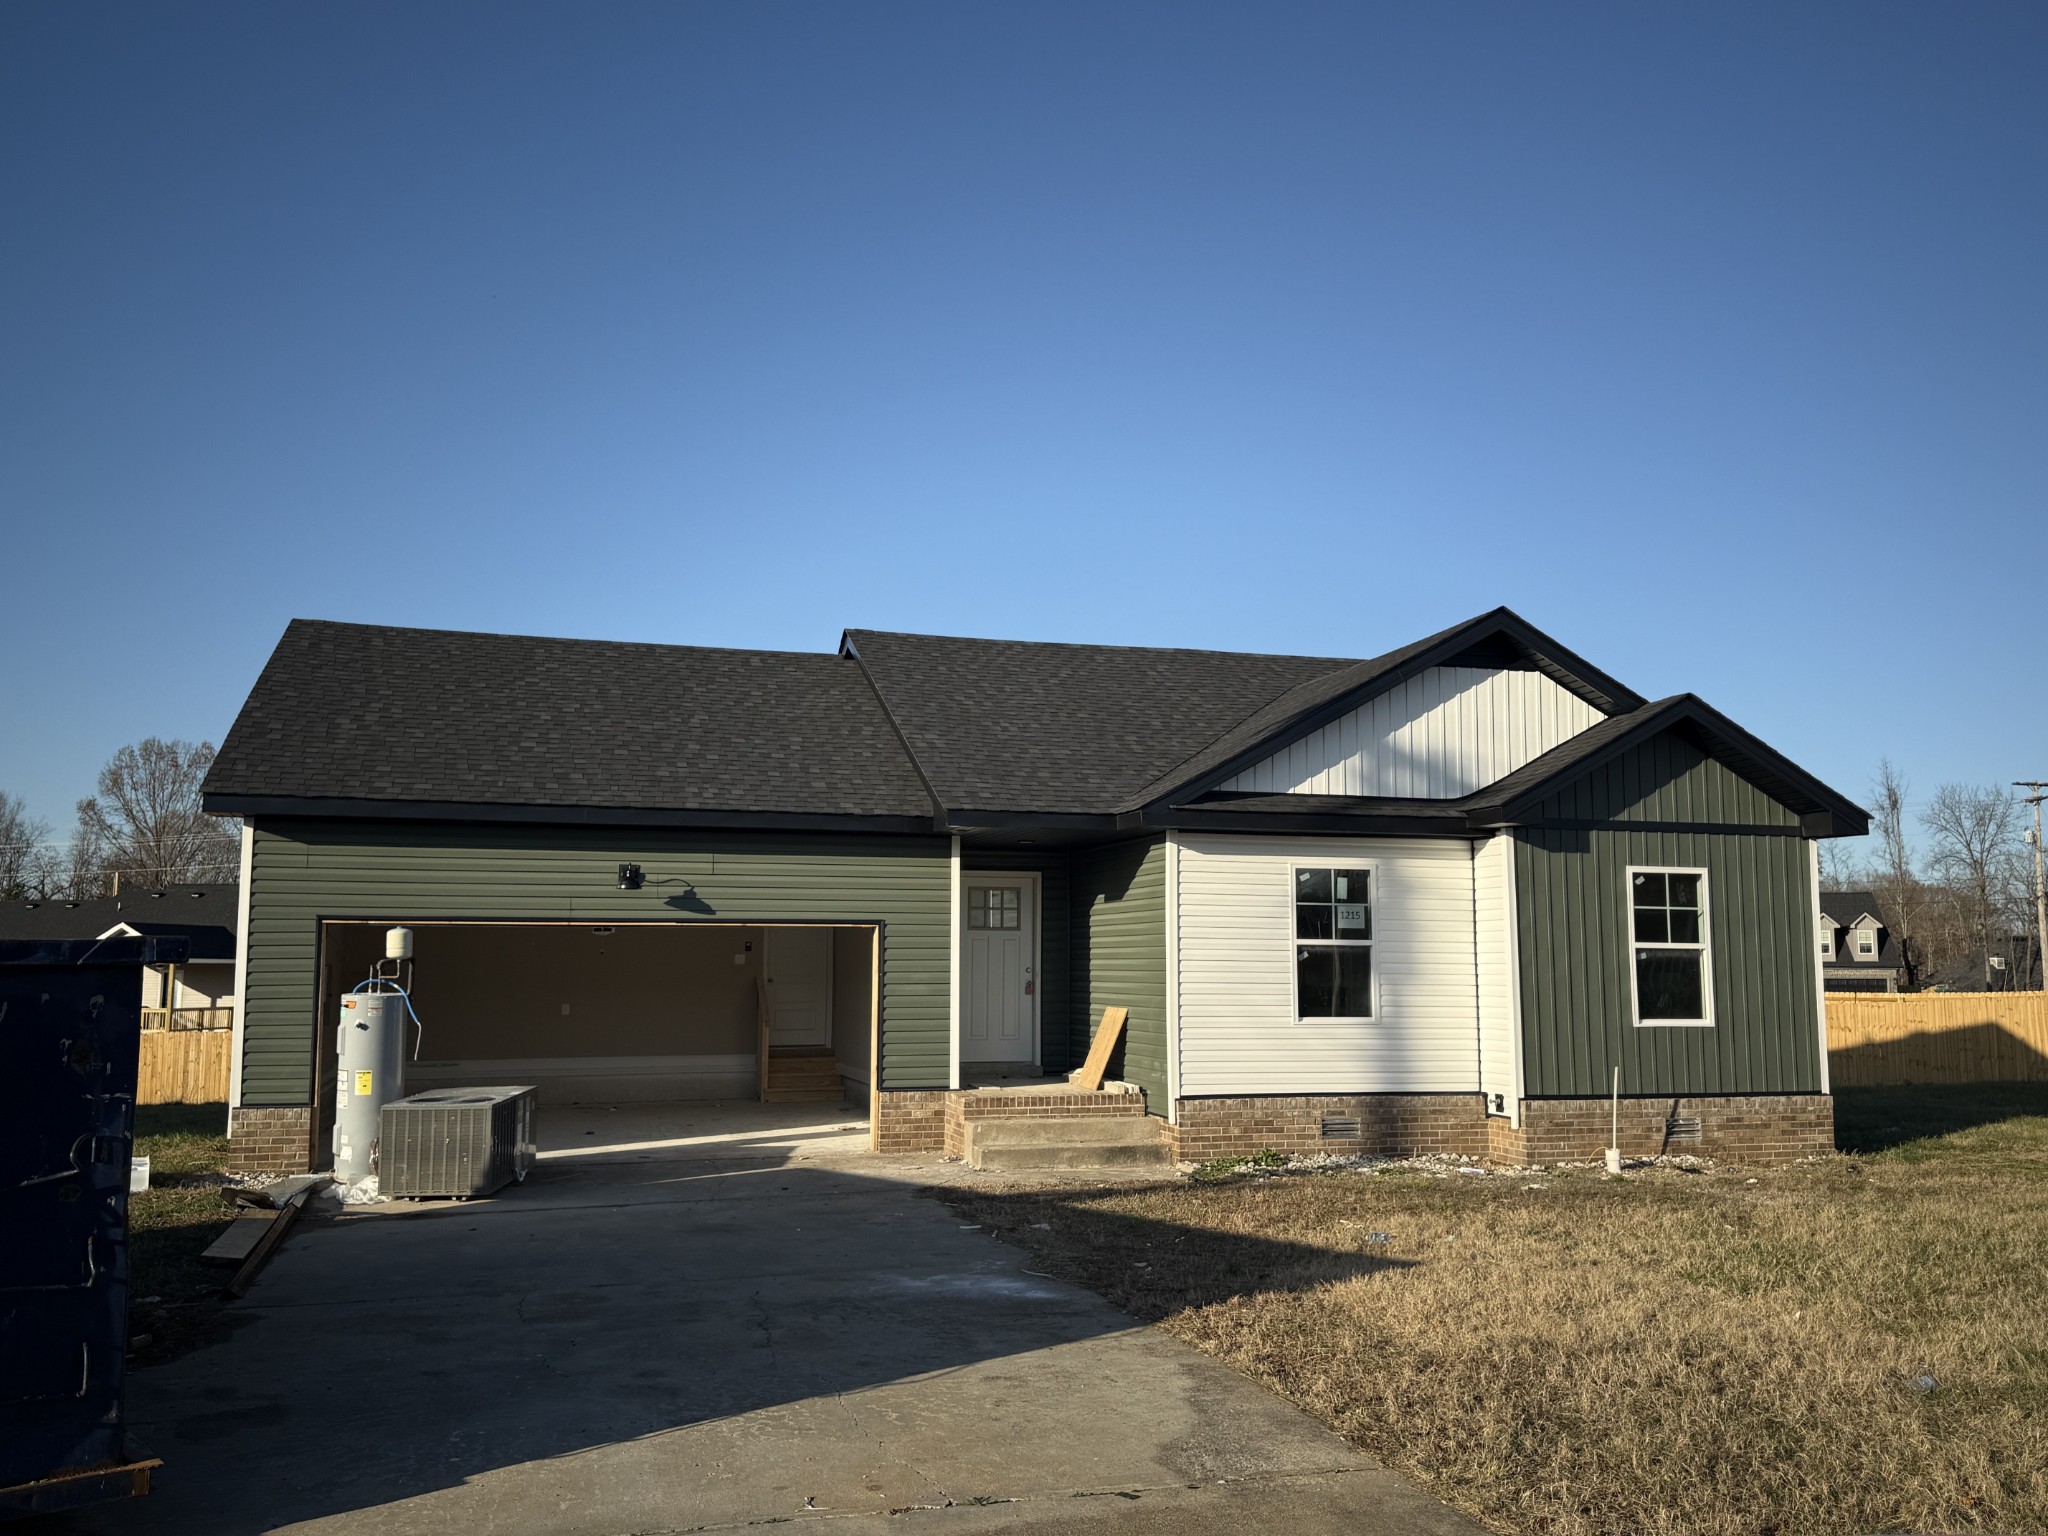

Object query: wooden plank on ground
[200,1213,274,1268]
[1068,1006,1129,1093]
[223,1178,330,1299]
[225,1202,301,1299]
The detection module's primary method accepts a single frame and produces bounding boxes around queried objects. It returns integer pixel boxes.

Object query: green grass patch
[128,1103,240,1364]
[135,1102,231,1176]
[1189,1147,1289,1182]
[1834,1083,2048,1160]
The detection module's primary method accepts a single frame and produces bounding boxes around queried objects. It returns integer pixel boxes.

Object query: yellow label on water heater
[354,1070,374,1096]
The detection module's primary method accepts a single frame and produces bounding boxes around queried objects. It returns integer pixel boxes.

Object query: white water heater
[334,992,406,1186]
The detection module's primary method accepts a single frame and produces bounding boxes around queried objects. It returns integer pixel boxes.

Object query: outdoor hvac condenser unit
[378,1087,538,1199]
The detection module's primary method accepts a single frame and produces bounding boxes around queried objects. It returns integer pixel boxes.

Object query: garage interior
[314,921,877,1159]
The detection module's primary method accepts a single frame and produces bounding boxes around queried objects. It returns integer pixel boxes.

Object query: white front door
[962,877,1036,1064]
[764,927,833,1048]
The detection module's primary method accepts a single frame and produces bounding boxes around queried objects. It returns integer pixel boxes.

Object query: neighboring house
[202,609,1867,1173]
[1922,935,2044,993]
[0,886,241,1023]
[1817,891,1904,993]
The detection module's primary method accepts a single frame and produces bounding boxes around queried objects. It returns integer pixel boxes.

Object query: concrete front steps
[963,1114,1172,1172]
[762,1048,846,1105]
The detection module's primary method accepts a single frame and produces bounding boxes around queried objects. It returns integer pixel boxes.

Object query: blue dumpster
[0,935,187,1517]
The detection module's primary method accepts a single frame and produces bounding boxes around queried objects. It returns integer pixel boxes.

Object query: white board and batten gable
[1217,666,1604,800]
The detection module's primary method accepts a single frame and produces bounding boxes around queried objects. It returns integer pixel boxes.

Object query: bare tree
[1992,843,2042,989]
[0,790,57,899]
[1921,782,2025,984]
[1817,837,1857,891]
[1860,760,1932,989]
[72,739,241,893]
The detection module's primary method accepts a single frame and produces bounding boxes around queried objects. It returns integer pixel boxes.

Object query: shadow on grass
[135,1102,230,1141]
[932,1180,1410,1323]
[1835,1083,2048,1155]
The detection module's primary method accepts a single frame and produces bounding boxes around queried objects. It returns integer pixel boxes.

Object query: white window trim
[1626,864,1714,1029]
[1853,924,1878,957]
[1288,859,1379,1025]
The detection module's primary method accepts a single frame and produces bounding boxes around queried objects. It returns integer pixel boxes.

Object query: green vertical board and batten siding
[1069,837,1169,1107]
[240,820,951,1106]
[1534,731,1801,827]
[1514,733,1821,1098]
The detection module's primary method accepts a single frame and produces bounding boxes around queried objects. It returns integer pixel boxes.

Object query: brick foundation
[1168,1094,1491,1164]
[872,1083,1150,1155]
[1169,1092,1834,1167]
[872,1091,948,1153]
[227,1105,316,1175]
[1491,1094,1834,1165]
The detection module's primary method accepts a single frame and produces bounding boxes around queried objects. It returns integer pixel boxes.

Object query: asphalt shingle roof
[1820,891,1888,929]
[843,629,1354,815]
[204,621,936,820]
[0,885,239,958]
[204,611,1861,833]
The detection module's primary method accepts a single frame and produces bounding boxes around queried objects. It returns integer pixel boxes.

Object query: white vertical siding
[1474,833,1521,1119]
[1218,666,1603,798]
[1175,833,1480,1096]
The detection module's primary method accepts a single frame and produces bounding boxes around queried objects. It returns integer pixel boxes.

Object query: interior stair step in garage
[761,1047,846,1104]
[962,1115,1173,1172]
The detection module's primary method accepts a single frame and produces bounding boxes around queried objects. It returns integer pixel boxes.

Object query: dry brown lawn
[937,1087,2048,1536]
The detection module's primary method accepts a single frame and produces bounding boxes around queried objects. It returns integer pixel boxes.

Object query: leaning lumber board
[1067,1006,1129,1093]
[226,1199,300,1297]
[200,1212,275,1268]
[223,1177,331,1298]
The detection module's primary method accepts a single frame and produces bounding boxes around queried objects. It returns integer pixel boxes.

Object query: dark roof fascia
[1147,806,1481,838]
[1502,818,1809,838]
[208,793,944,838]
[1129,608,1648,815]
[942,810,1124,834]
[1462,696,1870,836]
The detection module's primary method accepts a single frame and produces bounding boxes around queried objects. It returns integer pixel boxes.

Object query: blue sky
[3,2,2044,842]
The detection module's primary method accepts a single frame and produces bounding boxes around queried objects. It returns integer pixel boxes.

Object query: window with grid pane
[967,887,1020,930]
[1294,866,1373,1020]
[1630,868,1710,1025]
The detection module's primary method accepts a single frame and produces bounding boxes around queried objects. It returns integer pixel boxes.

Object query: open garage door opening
[313,920,879,1159]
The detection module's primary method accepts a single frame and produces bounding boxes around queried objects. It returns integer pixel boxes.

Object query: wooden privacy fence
[1826,992,2048,1086]
[138,1024,233,1104]
[140,1007,235,1032]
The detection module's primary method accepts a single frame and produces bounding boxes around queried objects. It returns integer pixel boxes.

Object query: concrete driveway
[49,1112,1481,1535]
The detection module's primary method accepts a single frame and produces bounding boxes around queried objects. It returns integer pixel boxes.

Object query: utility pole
[2017,782,2048,992]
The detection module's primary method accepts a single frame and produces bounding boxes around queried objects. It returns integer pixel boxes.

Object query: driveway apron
[43,1147,1482,1536]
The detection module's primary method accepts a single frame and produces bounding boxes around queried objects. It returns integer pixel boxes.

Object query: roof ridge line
[840,639,948,827]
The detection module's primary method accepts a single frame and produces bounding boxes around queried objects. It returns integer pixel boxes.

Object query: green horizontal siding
[1516,730,1820,1098]
[963,849,1072,1072]
[241,819,951,1105]
[1070,836,1168,1108]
